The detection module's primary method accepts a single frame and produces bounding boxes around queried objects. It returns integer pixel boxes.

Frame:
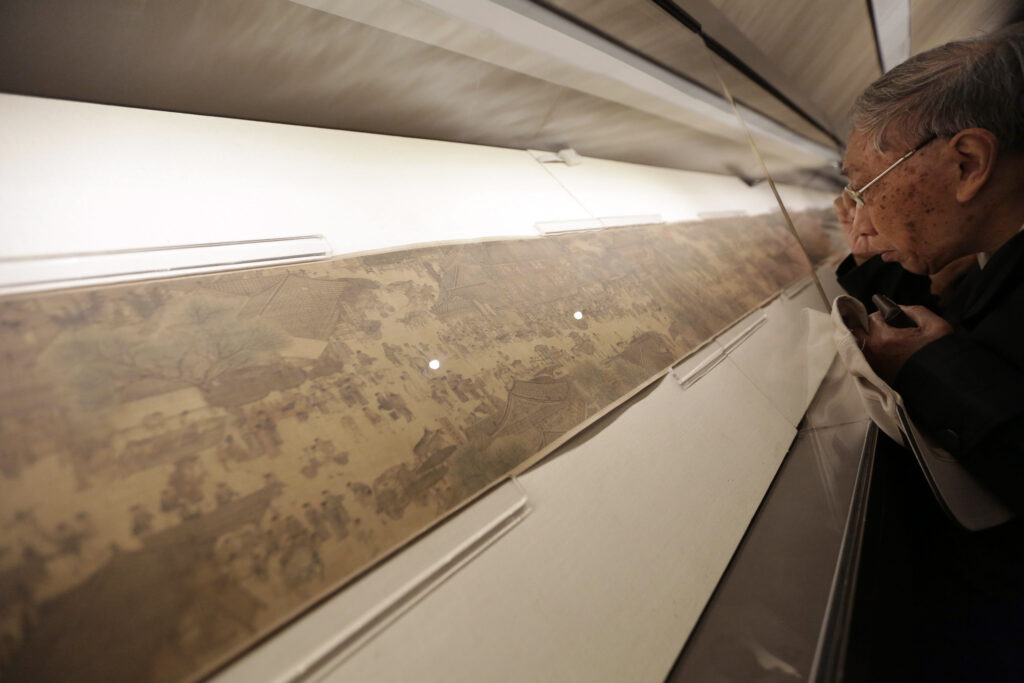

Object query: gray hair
[852,23,1024,152]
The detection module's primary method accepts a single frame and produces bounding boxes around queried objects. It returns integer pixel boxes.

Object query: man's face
[835,190,898,261]
[842,128,965,275]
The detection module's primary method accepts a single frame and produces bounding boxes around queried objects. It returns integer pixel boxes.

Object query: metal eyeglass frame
[843,134,938,207]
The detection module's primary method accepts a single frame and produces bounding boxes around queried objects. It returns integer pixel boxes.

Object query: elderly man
[836,25,1024,507]
[833,27,1024,679]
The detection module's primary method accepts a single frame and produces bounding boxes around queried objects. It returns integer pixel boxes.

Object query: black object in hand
[871,294,917,328]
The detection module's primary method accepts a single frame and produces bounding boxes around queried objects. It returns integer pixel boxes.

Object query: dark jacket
[836,233,1024,510]
[836,253,936,313]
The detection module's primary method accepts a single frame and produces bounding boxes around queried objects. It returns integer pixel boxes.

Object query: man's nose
[852,205,878,235]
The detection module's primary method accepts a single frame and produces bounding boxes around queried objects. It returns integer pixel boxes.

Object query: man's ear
[950,128,998,203]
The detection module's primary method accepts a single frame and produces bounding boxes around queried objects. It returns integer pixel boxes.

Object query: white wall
[0,93,833,265]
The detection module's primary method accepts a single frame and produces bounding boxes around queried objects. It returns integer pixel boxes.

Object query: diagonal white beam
[871,0,912,72]
[296,0,840,163]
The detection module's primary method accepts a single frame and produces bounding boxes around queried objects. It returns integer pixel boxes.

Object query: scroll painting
[0,214,829,681]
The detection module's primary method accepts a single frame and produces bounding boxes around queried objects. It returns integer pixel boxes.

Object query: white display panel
[725,284,836,426]
[540,155,781,222]
[217,481,530,682]
[0,94,836,272]
[212,292,837,682]
[310,362,800,682]
[0,94,582,260]
[0,235,331,296]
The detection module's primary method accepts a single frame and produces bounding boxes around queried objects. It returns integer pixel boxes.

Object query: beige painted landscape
[0,213,833,681]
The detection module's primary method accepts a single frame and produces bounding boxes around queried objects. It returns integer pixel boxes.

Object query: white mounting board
[725,286,836,427]
[0,236,330,296]
[214,480,530,683]
[314,359,798,682]
[0,94,836,279]
[211,272,839,683]
[248,289,837,681]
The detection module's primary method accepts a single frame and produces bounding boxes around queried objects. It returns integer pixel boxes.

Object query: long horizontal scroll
[0,213,828,681]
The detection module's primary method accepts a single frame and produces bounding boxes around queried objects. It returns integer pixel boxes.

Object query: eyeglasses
[843,134,937,207]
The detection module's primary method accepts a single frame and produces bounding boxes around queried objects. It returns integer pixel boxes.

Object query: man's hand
[853,305,953,382]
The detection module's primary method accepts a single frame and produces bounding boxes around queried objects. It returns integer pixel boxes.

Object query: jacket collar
[957,228,1024,323]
